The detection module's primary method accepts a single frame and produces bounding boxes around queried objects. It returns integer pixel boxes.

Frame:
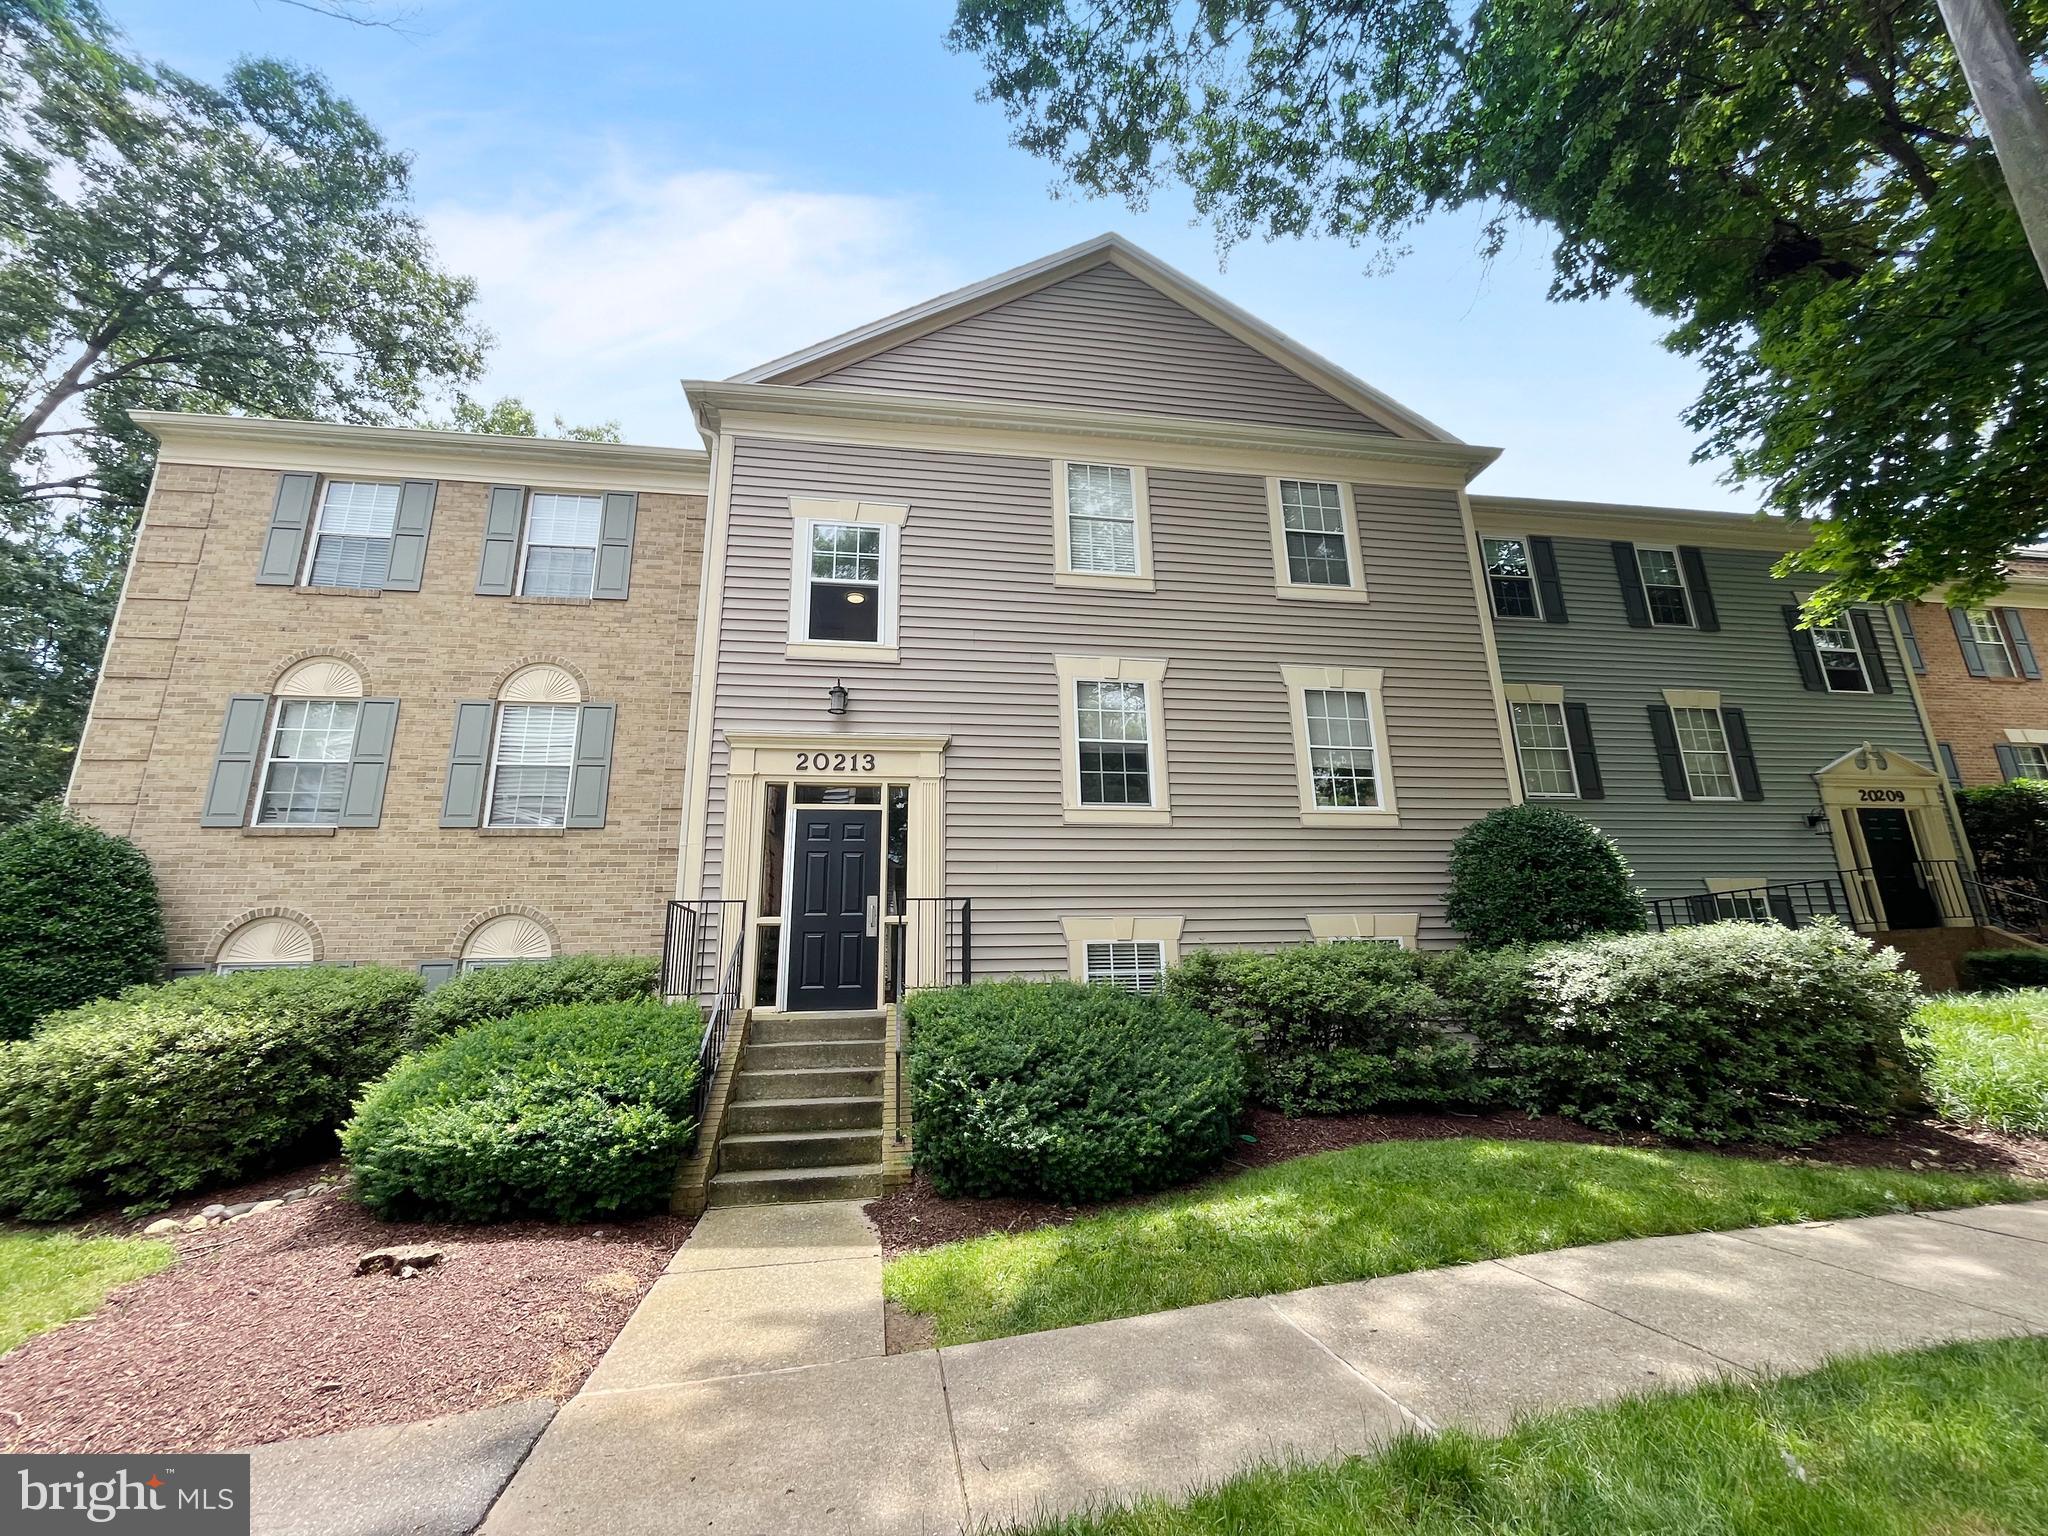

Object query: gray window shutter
[1612,543,1651,628]
[1784,606,1826,690]
[1997,742,2026,781]
[1949,607,1988,675]
[339,698,400,828]
[1562,701,1602,798]
[1850,611,1893,693]
[418,961,458,990]
[1646,705,1690,800]
[1939,741,1963,789]
[440,700,497,827]
[593,492,637,600]
[383,480,437,592]
[1722,707,1764,801]
[1998,608,2040,678]
[1677,547,1718,630]
[1893,604,1926,673]
[1529,537,1567,623]
[256,473,317,585]
[568,703,616,828]
[201,694,270,825]
[475,486,526,596]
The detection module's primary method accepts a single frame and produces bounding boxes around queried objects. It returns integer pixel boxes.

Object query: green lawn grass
[1909,988,2048,1134]
[884,1138,2044,1346]
[0,1231,174,1356]
[1002,1338,2048,1535]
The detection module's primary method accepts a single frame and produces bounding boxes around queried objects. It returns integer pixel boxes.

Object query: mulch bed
[1,1160,690,1454]
[865,1108,2048,1258]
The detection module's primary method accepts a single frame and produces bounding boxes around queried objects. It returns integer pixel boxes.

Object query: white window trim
[1306,912,1419,949]
[1060,915,1185,983]
[1799,593,1873,694]
[249,695,359,829]
[784,497,907,663]
[1967,608,2018,677]
[482,700,577,830]
[1052,460,1154,592]
[2004,728,2048,744]
[1662,688,1741,803]
[1266,477,1368,603]
[1480,532,1544,621]
[1635,544,1695,628]
[1280,663,1399,827]
[300,477,401,589]
[1504,685,1580,800]
[514,488,606,600]
[1053,654,1172,826]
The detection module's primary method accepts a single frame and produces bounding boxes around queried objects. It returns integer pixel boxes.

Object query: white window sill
[1300,808,1401,828]
[477,826,569,837]
[242,825,338,837]
[786,641,899,664]
[1274,583,1371,605]
[1055,570,1155,594]
[1063,805,1172,827]
[511,594,593,607]
[295,585,383,599]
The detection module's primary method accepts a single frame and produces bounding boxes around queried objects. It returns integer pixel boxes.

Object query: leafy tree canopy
[950,0,2048,616]
[0,0,486,822]
[440,392,624,443]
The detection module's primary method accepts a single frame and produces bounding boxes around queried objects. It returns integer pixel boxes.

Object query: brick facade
[70,450,705,971]
[1904,587,2048,787]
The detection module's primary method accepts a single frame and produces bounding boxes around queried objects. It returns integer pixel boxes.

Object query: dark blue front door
[788,808,879,1010]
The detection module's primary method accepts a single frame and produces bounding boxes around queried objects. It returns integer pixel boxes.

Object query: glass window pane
[307,533,392,589]
[1970,610,2017,676]
[1084,940,1164,993]
[256,698,360,825]
[1067,464,1138,575]
[1675,706,1738,799]
[526,493,603,547]
[488,703,577,827]
[1637,547,1692,626]
[521,545,596,598]
[1075,680,1151,805]
[1304,688,1379,808]
[807,581,881,643]
[1511,701,1578,797]
[316,481,399,536]
[1280,481,1350,586]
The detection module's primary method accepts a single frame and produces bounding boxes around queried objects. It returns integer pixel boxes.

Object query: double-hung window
[1510,701,1579,798]
[806,522,884,643]
[1075,680,1152,806]
[1811,613,1872,692]
[486,703,579,827]
[255,699,359,825]
[304,481,399,589]
[1674,706,1740,800]
[519,493,604,598]
[1967,609,2019,677]
[1083,939,1166,993]
[1279,480,1351,586]
[1482,538,1540,619]
[1302,689,1380,809]
[2010,743,2048,779]
[1057,461,1152,588]
[1635,546,1694,626]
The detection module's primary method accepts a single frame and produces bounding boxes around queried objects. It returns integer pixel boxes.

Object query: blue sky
[113,0,1750,509]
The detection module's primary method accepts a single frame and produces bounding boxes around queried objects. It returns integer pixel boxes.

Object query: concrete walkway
[482,1199,2048,1535]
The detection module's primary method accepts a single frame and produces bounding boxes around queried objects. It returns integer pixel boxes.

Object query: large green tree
[0,0,486,822]
[951,0,2048,616]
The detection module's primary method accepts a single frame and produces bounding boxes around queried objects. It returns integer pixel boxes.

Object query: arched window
[462,914,554,972]
[216,914,316,972]
[487,666,582,828]
[254,658,366,827]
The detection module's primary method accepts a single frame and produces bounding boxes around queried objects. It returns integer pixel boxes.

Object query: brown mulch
[2,1160,691,1454]
[864,1108,2048,1258]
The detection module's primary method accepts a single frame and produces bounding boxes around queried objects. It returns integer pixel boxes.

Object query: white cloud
[425,161,955,444]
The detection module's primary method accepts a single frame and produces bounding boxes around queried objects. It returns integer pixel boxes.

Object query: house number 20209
[794,751,877,773]
[1858,788,1906,803]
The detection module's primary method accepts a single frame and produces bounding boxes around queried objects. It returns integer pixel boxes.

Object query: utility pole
[1940,0,2048,283]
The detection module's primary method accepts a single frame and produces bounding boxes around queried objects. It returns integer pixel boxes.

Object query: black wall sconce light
[827,679,849,717]
[1804,808,1830,832]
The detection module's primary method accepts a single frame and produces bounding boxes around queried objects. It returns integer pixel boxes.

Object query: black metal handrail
[661,898,746,1001]
[884,897,971,1145]
[1644,877,1855,933]
[684,902,746,1149]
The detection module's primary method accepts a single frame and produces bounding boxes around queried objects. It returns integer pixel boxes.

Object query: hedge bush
[1168,945,1477,1115]
[406,954,659,1047]
[0,965,422,1219]
[1958,949,2048,993]
[905,980,1246,1202]
[1907,989,2048,1134]
[343,1000,704,1223]
[0,806,165,1040]
[1473,921,1916,1145]
[1445,805,1645,949]
[1955,780,2048,892]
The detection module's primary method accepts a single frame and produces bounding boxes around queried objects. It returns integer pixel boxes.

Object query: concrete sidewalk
[482,1199,2048,1535]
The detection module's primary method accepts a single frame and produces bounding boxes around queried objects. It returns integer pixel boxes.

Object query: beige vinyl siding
[806,263,1395,436]
[704,436,1511,975]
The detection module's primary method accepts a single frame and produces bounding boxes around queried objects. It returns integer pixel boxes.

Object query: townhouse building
[1895,556,2048,789]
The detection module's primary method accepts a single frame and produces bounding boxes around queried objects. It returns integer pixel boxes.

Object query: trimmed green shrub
[1168,945,1478,1115]
[1956,780,2048,891]
[905,980,1246,1202]
[0,806,164,1040]
[0,965,422,1220]
[1907,989,2048,1134]
[1474,921,1917,1145]
[1958,949,2048,992]
[406,954,659,1047]
[343,1000,704,1223]
[1445,805,1645,949]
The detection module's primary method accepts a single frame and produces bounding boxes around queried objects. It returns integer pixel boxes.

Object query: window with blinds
[1084,939,1166,993]
[486,703,578,826]
[306,481,399,589]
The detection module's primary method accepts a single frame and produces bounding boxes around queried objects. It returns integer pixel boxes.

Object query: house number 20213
[1858,788,1907,804]
[794,751,877,773]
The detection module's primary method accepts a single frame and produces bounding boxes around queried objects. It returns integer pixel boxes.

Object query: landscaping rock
[182,1216,207,1232]
[143,1218,179,1236]
[356,1244,444,1276]
[225,1201,255,1218]
[201,1204,230,1221]
[282,1187,310,1203]
[249,1199,283,1215]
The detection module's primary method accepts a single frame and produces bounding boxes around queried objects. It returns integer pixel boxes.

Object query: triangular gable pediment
[732,235,1455,443]
[1813,742,1942,781]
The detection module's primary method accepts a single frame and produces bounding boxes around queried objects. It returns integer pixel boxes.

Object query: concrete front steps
[706,1011,886,1207]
